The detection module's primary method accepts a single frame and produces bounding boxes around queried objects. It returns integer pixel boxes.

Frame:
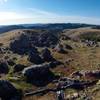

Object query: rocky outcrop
[13,64,26,73]
[25,30,60,47]
[41,48,55,62]
[83,40,98,47]
[22,63,56,86]
[10,33,39,55]
[71,70,100,79]
[10,30,59,54]
[0,80,22,100]
[0,61,9,74]
[28,51,44,64]
[49,61,63,68]
[10,34,30,54]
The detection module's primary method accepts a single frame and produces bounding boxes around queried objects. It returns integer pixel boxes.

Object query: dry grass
[63,28,100,40]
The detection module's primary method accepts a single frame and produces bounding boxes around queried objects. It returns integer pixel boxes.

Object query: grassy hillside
[63,28,100,41]
[0,28,100,100]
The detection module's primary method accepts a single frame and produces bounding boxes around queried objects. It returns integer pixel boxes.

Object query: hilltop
[0,24,100,100]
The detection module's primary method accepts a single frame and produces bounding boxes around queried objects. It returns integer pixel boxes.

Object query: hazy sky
[0,0,100,25]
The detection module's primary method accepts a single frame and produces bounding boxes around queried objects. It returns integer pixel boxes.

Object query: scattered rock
[83,40,98,47]
[54,44,67,53]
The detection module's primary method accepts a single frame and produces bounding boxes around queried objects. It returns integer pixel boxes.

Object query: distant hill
[0,25,25,34]
[0,23,99,34]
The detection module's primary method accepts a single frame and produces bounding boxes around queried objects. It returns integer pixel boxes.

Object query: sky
[0,0,100,25]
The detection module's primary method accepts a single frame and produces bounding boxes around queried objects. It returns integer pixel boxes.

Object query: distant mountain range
[0,23,100,34]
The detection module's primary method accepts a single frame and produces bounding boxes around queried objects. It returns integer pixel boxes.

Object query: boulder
[28,51,44,64]
[13,64,26,73]
[0,80,22,100]
[22,63,56,86]
[41,48,55,62]
[0,61,9,74]
[10,34,30,54]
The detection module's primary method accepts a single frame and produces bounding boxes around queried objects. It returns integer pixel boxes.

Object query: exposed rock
[10,30,60,54]
[54,44,67,53]
[71,71,83,79]
[58,77,97,90]
[49,61,63,68]
[25,29,59,47]
[0,80,22,100]
[59,78,85,90]
[71,70,100,79]
[66,93,79,100]
[83,40,98,47]
[13,64,26,73]
[22,63,56,86]
[28,51,44,64]
[10,33,39,55]
[41,48,55,62]
[0,61,9,74]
